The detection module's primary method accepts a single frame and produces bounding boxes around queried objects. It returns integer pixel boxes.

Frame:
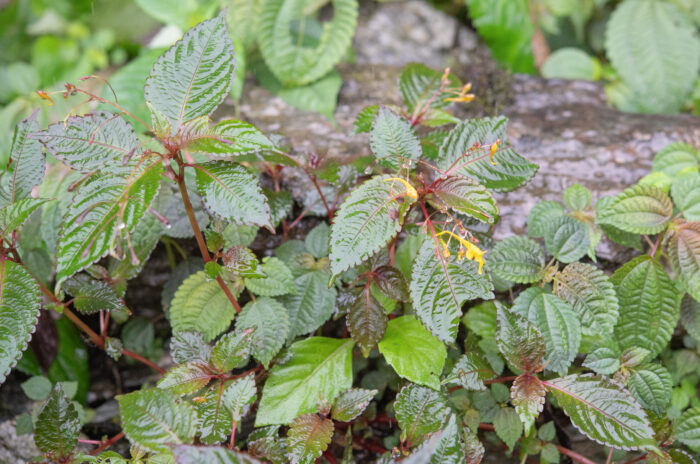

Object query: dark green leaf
[369,107,421,170]
[34,384,79,457]
[527,201,565,238]
[543,215,589,263]
[428,176,498,224]
[244,257,296,297]
[236,297,289,368]
[7,111,44,202]
[279,270,336,342]
[667,222,700,302]
[172,445,261,463]
[652,142,699,177]
[304,223,330,259]
[394,383,449,443]
[677,407,700,448]
[195,387,233,445]
[352,105,379,135]
[489,236,545,283]
[493,406,523,451]
[597,184,673,234]
[0,198,49,239]
[495,306,546,373]
[582,344,621,375]
[671,175,700,221]
[347,288,387,357]
[681,294,700,342]
[222,373,257,421]
[627,363,672,415]
[63,274,127,314]
[399,63,461,113]
[184,119,274,156]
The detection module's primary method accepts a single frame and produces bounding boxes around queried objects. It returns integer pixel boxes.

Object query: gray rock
[0,419,40,464]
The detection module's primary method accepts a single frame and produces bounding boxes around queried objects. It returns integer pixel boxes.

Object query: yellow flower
[435,230,486,274]
[443,83,475,104]
[489,139,500,166]
[37,90,54,106]
[384,178,418,200]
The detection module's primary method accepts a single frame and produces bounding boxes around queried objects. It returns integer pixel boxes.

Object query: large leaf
[677,407,700,449]
[194,161,272,229]
[145,11,234,131]
[286,414,333,464]
[527,201,565,238]
[184,119,274,156]
[544,374,656,450]
[489,236,545,283]
[117,389,197,453]
[511,287,581,375]
[55,162,162,286]
[170,270,238,342]
[0,259,41,384]
[34,384,79,457]
[329,175,414,278]
[495,306,546,373]
[597,184,673,234]
[279,270,337,342]
[257,0,358,86]
[510,374,545,433]
[554,262,619,336]
[235,297,289,368]
[394,383,449,444]
[493,406,523,451]
[346,287,387,357]
[37,112,141,174]
[62,274,128,315]
[605,0,700,113]
[652,142,699,177]
[369,107,421,170]
[612,256,680,358]
[410,240,494,343]
[428,176,498,224]
[671,175,700,221]
[399,63,461,113]
[377,316,446,390]
[543,215,589,263]
[7,112,44,202]
[667,222,700,301]
[436,117,537,192]
[627,363,672,415]
[256,337,354,425]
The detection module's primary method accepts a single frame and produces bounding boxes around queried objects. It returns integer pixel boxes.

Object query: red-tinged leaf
[346,287,387,357]
[287,414,334,464]
[428,176,498,224]
[510,374,545,433]
[373,265,410,301]
[495,306,546,373]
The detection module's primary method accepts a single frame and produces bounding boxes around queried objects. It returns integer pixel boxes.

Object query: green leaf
[347,288,387,357]
[627,363,672,415]
[668,222,700,301]
[287,414,334,464]
[399,63,461,113]
[34,384,79,457]
[681,294,700,342]
[172,445,260,463]
[493,406,523,451]
[373,265,409,302]
[544,374,656,450]
[612,256,680,358]
[170,270,238,342]
[527,201,565,238]
[118,389,196,453]
[495,306,546,373]
[542,48,599,80]
[605,0,700,113]
[410,240,494,342]
[424,414,465,464]
[489,236,545,283]
[55,162,162,287]
[554,262,619,337]
[394,383,449,443]
[652,143,699,177]
[512,287,581,375]
[304,223,330,259]
[437,117,537,192]
[223,245,263,278]
[677,407,700,448]
[157,361,212,395]
[256,337,354,425]
[329,175,415,278]
[258,67,343,120]
[21,375,52,401]
[184,119,274,156]
[510,374,545,434]
[351,105,378,135]
[145,11,234,132]
[428,176,498,224]
[596,198,643,251]
[442,352,495,391]
[236,297,289,368]
[265,189,293,229]
[37,112,141,174]
[563,184,592,211]
[257,0,358,86]
[279,270,337,342]
[210,329,253,372]
[195,387,233,445]
[369,107,421,170]
[0,260,41,385]
[331,388,377,422]
[7,111,44,202]
[244,257,296,297]
[544,215,590,263]
[62,274,127,315]
[378,316,446,390]
[170,331,211,364]
[671,175,700,221]
[597,184,673,234]
[194,161,272,229]
[222,373,257,421]
[0,198,49,239]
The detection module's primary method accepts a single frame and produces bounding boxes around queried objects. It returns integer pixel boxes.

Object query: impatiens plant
[2,9,699,464]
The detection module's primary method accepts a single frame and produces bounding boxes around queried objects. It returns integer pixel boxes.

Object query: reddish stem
[323,449,339,464]
[229,420,237,449]
[89,432,125,456]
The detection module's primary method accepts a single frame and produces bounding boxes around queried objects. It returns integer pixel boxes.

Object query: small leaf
[62,274,127,314]
[223,246,263,278]
[554,262,619,336]
[510,375,545,434]
[410,240,494,343]
[304,223,330,259]
[527,201,565,238]
[667,222,700,302]
[287,414,334,464]
[222,373,257,421]
[194,161,272,229]
[265,189,293,228]
[195,387,233,445]
[7,112,44,202]
[279,270,337,342]
[495,306,546,373]
[544,374,656,450]
[118,389,197,453]
[583,344,621,375]
[369,107,421,170]
[34,384,79,457]
[426,414,465,464]
[184,119,274,156]
[652,142,699,177]
[145,11,234,131]
[329,175,415,278]
[170,331,211,364]
[399,63,461,113]
[671,175,700,221]
[563,184,592,211]
[210,329,253,372]
[512,287,581,375]
[0,198,49,239]
[347,288,387,357]
[428,176,498,224]
[627,363,672,415]
[543,215,589,263]
[395,383,449,444]
[352,105,378,135]
[331,388,377,422]
[443,352,495,391]
[244,257,296,297]
[236,297,289,368]
[373,265,410,302]
[21,376,53,401]
[597,184,673,234]
[463,427,485,464]
[677,407,700,449]
[256,337,354,425]
[157,361,212,395]
[489,236,546,283]
[493,407,523,451]
[377,316,446,390]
